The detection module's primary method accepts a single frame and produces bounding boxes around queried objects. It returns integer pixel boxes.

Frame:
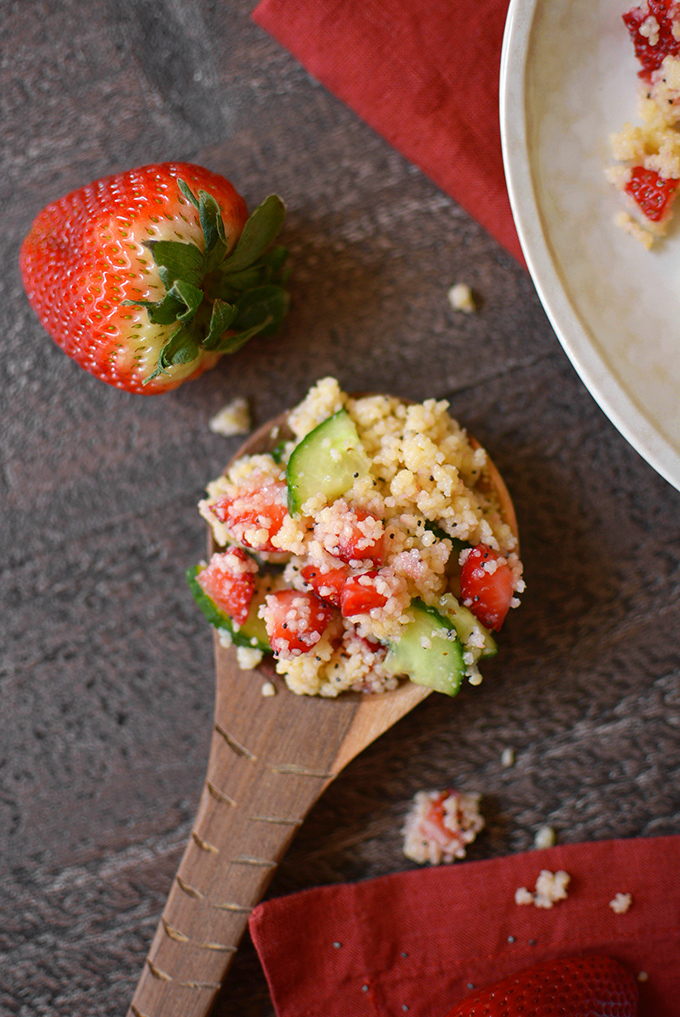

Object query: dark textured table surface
[2,1,680,1015]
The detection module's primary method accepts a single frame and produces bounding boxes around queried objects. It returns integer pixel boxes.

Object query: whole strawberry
[444,955,638,1017]
[20,162,289,394]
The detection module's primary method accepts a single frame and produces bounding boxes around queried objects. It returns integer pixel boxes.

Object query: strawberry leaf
[123,292,185,325]
[215,318,274,354]
[221,195,286,273]
[233,284,289,338]
[198,190,227,259]
[177,178,200,209]
[172,280,204,322]
[124,279,204,324]
[147,239,205,288]
[144,324,201,384]
[215,264,265,293]
[202,299,238,350]
[214,244,289,296]
[263,245,289,282]
[160,325,200,368]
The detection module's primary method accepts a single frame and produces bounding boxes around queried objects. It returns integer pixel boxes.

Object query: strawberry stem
[125,181,289,380]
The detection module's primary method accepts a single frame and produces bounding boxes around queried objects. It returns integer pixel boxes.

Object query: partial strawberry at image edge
[444,955,638,1017]
[19,162,290,394]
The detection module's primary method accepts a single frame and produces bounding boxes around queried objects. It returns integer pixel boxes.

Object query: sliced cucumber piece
[438,593,497,659]
[187,565,272,652]
[384,599,465,696]
[286,409,370,515]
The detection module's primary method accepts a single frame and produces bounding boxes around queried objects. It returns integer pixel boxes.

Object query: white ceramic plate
[500,0,680,492]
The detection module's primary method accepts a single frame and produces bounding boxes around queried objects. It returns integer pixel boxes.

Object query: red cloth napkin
[250,835,680,1016]
[252,0,523,263]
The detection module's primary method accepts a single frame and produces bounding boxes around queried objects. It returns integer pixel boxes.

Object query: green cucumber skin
[385,599,465,697]
[441,595,498,659]
[186,565,272,653]
[286,409,369,515]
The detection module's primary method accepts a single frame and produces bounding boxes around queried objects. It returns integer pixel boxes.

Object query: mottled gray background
[2,1,679,1014]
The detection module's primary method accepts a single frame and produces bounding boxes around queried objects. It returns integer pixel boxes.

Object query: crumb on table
[501,747,515,768]
[447,282,476,313]
[533,825,556,850]
[402,789,484,865]
[209,397,251,436]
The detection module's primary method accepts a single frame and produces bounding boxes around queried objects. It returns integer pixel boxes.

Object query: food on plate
[442,955,638,1017]
[607,1,680,244]
[515,869,570,909]
[19,162,289,393]
[402,788,484,865]
[191,377,523,697]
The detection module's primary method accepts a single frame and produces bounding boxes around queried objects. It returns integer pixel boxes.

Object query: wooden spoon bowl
[128,407,518,1017]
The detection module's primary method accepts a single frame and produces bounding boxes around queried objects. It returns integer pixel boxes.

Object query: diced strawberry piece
[321,508,384,564]
[426,790,453,835]
[340,571,389,617]
[196,549,256,625]
[263,589,334,656]
[300,564,349,606]
[459,544,515,632]
[624,165,679,222]
[444,954,638,1017]
[623,0,680,79]
[212,479,288,552]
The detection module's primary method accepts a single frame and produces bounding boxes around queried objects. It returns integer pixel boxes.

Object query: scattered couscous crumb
[501,746,515,768]
[447,282,476,313]
[235,645,264,670]
[533,825,556,850]
[261,680,276,697]
[609,891,633,914]
[209,397,251,436]
[637,971,649,982]
[515,869,570,909]
[402,788,484,865]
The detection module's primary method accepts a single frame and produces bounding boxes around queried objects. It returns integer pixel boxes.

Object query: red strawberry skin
[444,955,638,1017]
[20,162,248,394]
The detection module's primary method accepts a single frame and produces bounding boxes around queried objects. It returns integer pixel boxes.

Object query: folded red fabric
[252,0,523,262]
[250,835,680,1016]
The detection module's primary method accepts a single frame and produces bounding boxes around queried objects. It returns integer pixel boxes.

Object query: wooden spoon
[127,408,518,1017]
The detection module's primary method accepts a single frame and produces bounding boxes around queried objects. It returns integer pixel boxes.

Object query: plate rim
[499,0,680,493]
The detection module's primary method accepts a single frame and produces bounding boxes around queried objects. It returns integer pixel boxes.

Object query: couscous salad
[190,378,524,697]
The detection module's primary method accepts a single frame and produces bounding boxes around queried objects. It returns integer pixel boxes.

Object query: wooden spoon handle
[126,644,350,1016]
[127,743,328,1017]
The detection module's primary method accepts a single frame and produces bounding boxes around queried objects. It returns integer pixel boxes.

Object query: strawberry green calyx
[125,181,290,384]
